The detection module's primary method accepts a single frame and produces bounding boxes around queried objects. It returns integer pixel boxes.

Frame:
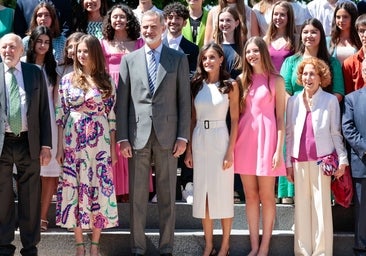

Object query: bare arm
[273,76,286,170]
[204,8,214,45]
[184,97,197,168]
[55,125,64,165]
[250,10,260,37]
[223,81,240,170]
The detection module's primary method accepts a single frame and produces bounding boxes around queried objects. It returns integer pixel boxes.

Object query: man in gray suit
[0,33,52,256]
[116,10,191,256]
[342,59,366,256]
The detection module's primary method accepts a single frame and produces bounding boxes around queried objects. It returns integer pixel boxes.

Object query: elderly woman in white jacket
[285,57,348,256]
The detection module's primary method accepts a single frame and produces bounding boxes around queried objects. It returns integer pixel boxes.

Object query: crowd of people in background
[1,0,366,255]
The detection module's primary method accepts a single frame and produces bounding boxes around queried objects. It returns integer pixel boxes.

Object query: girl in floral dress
[55,34,118,256]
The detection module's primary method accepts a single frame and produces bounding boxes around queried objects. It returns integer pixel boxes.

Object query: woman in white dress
[185,43,241,256]
[22,25,59,232]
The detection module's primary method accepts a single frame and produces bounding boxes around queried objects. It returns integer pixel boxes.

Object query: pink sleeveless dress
[268,44,292,72]
[234,73,286,176]
[101,38,147,196]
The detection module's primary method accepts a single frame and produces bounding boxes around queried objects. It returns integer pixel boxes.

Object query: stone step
[44,203,354,232]
[14,229,354,256]
[11,203,355,255]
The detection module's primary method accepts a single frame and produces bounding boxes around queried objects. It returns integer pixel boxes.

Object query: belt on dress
[197,120,226,129]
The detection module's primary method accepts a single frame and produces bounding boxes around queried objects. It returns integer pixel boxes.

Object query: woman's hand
[184,150,193,168]
[334,163,347,179]
[222,151,233,170]
[55,148,64,166]
[111,144,117,166]
[272,150,283,170]
[286,167,294,183]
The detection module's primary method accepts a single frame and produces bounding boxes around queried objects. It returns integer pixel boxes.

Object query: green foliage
[2,0,16,8]
[107,0,217,10]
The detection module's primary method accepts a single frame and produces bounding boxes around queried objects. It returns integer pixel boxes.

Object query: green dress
[0,7,14,38]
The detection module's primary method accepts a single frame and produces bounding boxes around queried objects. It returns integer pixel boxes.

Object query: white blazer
[286,87,348,168]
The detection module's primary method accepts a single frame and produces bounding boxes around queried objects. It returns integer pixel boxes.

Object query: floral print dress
[55,72,118,229]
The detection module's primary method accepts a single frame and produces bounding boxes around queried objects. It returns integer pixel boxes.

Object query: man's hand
[40,147,51,166]
[120,141,133,158]
[173,139,186,158]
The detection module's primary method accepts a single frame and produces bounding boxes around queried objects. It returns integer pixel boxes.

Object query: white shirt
[133,5,162,23]
[167,35,183,51]
[144,43,162,67]
[4,62,28,133]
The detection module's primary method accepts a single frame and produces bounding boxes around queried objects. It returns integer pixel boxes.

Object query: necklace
[304,94,313,109]
[112,39,126,53]
[308,97,313,107]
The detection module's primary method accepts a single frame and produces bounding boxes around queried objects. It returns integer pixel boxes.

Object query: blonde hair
[72,35,112,99]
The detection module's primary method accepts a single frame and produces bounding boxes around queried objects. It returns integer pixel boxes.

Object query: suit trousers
[0,134,41,256]
[128,129,177,255]
[354,178,366,254]
[293,161,333,256]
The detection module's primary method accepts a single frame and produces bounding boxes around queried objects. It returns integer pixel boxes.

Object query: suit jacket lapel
[136,48,150,92]
[155,45,168,92]
[179,37,188,53]
[21,63,31,110]
[162,37,169,47]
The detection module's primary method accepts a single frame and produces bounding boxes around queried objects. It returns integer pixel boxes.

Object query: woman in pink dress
[234,37,286,256]
[264,1,296,72]
[101,4,144,200]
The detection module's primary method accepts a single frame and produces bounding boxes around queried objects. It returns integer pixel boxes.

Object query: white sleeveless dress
[192,81,234,219]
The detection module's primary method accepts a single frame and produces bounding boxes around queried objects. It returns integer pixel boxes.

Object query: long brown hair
[329,2,361,55]
[72,35,112,99]
[264,1,296,53]
[214,6,243,74]
[240,37,278,110]
[27,2,61,37]
[218,0,248,41]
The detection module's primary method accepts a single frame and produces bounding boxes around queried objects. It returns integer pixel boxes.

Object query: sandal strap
[91,241,99,246]
[76,243,85,247]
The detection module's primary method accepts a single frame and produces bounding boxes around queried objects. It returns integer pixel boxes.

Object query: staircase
[13,202,355,256]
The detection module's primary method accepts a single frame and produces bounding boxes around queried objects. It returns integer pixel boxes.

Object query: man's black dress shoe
[160,254,173,256]
[131,253,144,256]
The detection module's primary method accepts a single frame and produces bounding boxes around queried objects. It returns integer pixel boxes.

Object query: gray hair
[141,10,164,25]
